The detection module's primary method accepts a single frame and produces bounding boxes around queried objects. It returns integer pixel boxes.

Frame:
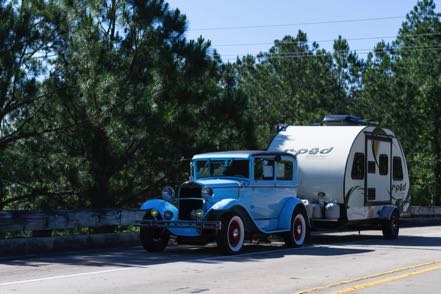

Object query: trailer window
[368,161,376,174]
[393,157,404,180]
[367,188,376,201]
[276,161,293,180]
[254,158,274,180]
[379,154,388,175]
[351,153,365,180]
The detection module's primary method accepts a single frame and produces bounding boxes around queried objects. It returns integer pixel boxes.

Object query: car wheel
[217,213,245,255]
[382,210,399,240]
[140,213,170,252]
[284,207,309,248]
[140,227,170,252]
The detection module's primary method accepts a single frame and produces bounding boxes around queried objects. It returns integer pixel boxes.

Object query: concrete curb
[401,216,441,227]
[0,232,140,257]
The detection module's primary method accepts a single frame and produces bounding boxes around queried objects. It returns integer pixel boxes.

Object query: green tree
[396,0,441,205]
[235,31,353,147]
[0,0,64,208]
[0,0,252,210]
[355,0,441,205]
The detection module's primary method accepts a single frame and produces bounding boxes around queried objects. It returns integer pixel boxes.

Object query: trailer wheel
[284,207,309,247]
[217,213,245,255]
[382,210,400,240]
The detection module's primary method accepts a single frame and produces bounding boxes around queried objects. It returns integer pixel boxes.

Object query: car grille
[178,182,203,220]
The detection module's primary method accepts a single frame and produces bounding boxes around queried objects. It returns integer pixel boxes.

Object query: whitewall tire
[285,208,309,247]
[217,213,245,255]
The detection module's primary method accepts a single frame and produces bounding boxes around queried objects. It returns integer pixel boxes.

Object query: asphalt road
[0,226,440,294]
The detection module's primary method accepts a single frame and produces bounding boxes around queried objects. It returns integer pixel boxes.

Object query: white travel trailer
[268,115,410,239]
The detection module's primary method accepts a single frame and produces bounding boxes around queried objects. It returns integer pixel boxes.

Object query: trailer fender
[378,205,398,220]
[278,198,309,231]
[140,199,178,220]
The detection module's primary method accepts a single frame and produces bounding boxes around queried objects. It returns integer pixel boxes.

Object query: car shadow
[0,233,439,268]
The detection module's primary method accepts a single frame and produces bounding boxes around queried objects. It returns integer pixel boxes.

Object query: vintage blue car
[138,151,309,255]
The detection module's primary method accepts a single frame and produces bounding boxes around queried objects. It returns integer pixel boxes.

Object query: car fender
[208,198,241,211]
[206,199,260,233]
[278,197,308,231]
[206,198,248,219]
[140,199,178,220]
[378,205,398,220]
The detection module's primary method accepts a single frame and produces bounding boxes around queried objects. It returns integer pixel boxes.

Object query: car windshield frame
[194,159,250,179]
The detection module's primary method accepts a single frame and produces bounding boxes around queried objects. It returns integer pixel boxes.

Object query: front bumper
[139,220,222,231]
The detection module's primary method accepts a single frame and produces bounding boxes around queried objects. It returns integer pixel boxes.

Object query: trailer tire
[284,207,309,247]
[382,210,399,240]
[217,213,245,255]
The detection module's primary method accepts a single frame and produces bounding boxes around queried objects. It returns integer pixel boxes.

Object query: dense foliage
[1,0,440,209]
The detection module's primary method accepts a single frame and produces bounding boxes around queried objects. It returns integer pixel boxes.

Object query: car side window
[276,160,293,180]
[254,158,274,180]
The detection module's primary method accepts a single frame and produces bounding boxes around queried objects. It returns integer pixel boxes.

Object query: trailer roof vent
[274,123,288,133]
[322,115,367,126]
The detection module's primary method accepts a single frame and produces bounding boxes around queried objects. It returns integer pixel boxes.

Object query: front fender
[140,199,178,220]
[208,198,241,212]
[205,198,244,220]
[206,199,260,233]
[278,197,307,231]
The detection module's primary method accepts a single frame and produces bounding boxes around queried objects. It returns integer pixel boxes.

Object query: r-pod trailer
[268,115,410,238]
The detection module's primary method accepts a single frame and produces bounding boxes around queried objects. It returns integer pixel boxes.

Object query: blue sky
[167,0,441,62]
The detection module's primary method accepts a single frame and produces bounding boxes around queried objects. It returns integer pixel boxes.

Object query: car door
[274,156,296,214]
[243,157,277,221]
[244,156,296,218]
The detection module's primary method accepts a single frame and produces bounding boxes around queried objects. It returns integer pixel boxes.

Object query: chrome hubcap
[233,228,239,238]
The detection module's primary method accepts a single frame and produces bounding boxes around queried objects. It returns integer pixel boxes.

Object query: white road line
[0,266,147,286]
[0,245,317,287]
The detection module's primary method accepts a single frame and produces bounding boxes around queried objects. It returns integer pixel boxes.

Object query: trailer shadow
[335,234,441,250]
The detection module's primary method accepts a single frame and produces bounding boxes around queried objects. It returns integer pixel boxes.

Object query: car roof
[192,150,296,160]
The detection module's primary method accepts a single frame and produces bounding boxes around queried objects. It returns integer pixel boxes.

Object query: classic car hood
[195,178,248,201]
[195,178,248,188]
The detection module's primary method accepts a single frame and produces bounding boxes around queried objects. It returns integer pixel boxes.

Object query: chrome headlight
[162,186,175,202]
[163,210,174,220]
[201,186,214,201]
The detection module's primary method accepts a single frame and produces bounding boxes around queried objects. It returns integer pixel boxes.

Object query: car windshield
[196,159,249,179]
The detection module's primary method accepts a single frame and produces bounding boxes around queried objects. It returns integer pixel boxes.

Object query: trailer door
[365,135,392,205]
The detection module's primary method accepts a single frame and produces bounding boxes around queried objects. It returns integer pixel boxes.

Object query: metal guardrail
[0,209,144,232]
[407,206,441,217]
[0,206,440,233]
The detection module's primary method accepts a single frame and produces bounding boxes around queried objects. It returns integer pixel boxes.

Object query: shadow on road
[1,233,439,268]
[335,234,441,249]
